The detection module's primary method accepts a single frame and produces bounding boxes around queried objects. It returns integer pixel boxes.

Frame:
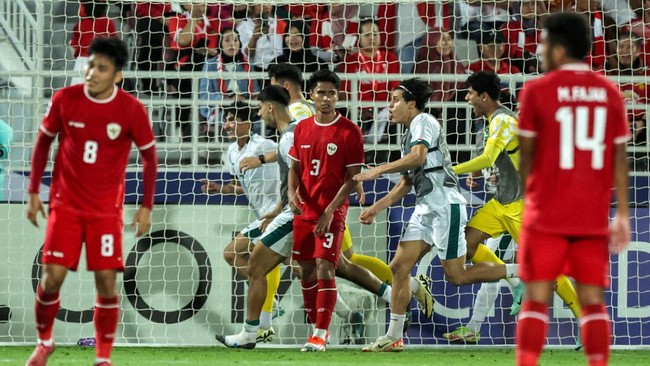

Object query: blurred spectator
[415,28,469,146]
[199,27,258,139]
[455,0,510,43]
[272,20,329,75]
[166,3,219,142]
[310,5,360,64]
[339,18,400,144]
[501,0,547,74]
[575,0,607,71]
[415,28,467,102]
[70,0,117,85]
[468,30,521,74]
[237,5,286,83]
[606,33,648,146]
[284,4,321,20]
[133,1,176,93]
[628,0,650,67]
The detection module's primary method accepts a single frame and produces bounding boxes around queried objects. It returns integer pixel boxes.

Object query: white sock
[386,313,406,340]
[505,263,518,278]
[466,281,500,334]
[335,293,351,320]
[38,339,53,347]
[259,311,272,329]
[409,277,419,294]
[381,285,392,304]
[313,328,328,340]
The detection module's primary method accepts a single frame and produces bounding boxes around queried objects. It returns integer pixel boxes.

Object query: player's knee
[389,260,409,278]
[445,271,469,286]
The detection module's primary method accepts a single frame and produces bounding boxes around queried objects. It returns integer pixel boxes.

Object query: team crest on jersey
[327,143,338,156]
[106,123,121,140]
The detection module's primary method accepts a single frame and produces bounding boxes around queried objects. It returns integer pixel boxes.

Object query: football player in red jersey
[516,13,630,366]
[287,69,365,351]
[26,37,157,366]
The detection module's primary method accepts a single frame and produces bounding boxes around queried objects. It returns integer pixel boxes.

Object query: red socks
[94,296,119,360]
[516,301,549,366]
[581,304,610,366]
[34,285,60,341]
[301,280,318,324]
[315,279,336,330]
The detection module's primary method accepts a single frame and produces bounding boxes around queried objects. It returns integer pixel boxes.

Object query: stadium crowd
[70,0,647,168]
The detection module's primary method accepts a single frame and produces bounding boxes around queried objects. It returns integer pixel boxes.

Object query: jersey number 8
[83,140,98,164]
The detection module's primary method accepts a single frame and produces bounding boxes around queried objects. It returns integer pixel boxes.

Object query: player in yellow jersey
[449,71,582,344]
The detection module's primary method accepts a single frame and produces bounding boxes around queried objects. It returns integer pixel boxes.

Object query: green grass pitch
[3,347,649,365]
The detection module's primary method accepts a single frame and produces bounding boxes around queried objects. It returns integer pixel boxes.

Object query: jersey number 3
[556,106,606,170]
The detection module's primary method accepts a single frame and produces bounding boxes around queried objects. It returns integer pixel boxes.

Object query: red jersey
[518,63,630,236]
[70,17,118,58]
[469,59,521,75]
[339,50,400,102]
[39,85,156,217]
[288,114,364,219]
[501,20,541,62]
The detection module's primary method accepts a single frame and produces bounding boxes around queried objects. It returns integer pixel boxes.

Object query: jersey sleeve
[487,114,516,151]
[290,105,312,121]
[260,138,278,154]
[345,124,365,167]
[611,88,632,144]
[130,101,156,151]
[517,81,538,137]
[279,132,294,166]
[288,123,301,162]
[409,115,435,148]
[41,90,64,137]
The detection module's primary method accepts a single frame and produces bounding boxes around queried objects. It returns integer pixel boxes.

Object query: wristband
[258,154,266,164]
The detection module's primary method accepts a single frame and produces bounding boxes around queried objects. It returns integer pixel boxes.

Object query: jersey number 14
[556,106,606,170]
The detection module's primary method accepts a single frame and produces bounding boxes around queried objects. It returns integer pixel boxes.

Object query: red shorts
[292,208,347,267]
[519,226,610,288]
[42,207,125,271]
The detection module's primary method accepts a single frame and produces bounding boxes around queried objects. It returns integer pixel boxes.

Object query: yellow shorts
[467,198,523,242]
[340,225,353,252]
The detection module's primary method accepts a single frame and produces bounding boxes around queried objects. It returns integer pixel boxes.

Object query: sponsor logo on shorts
[52,251,64,258]
[292,250,301,255]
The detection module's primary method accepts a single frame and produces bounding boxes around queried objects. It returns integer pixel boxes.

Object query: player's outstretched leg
[216,244,285,350]
[363,240,429,352]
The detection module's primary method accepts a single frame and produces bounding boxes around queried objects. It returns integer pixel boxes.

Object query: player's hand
[260,209,281,232]
[355,181,366,205]
[288,191,303,215]
[26,193,47,228]
[200,179,220,194]
[359,206,378,225]
[314,211,334,235]
[466,175,479,190]
[354,167,381,182]
[132,207,152,237]
[609,213,631,254]
[240,156,262,173]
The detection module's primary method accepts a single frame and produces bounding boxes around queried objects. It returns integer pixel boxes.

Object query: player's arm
[359,175,413,225]
[315,165,362,234]
[354,144,428,181]
[131,143,158,237]
[201,179,244,195]
[610,142,631,253]
[287,158,303,215]
[240,151,278,172]
[453,116,512,175]
[518,135,535,187]
[26,130,55,227]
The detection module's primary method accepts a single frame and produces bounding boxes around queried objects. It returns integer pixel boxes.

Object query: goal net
[0,0,648,348]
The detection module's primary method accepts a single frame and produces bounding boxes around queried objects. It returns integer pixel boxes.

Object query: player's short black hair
[466,71,501,101]
[224,101,257,123]
[258,85,291,107]
[543,12,591,61]
[358,18,378,33]
[268,63,303,88]
[88,37,129,71]
[308,69,341,91]
[397,78,433,111]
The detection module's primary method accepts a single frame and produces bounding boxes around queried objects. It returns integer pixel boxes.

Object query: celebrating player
[454,71,582,326]
[515,12,630,366]
[355,78,515,352]
[26,37,158,366]
[287,69,365,352]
